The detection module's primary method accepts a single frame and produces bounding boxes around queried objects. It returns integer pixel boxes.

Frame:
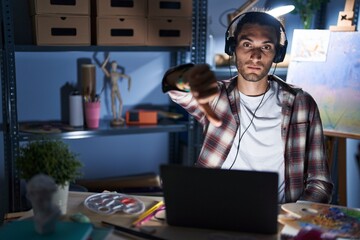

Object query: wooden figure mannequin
[101,55,131,126]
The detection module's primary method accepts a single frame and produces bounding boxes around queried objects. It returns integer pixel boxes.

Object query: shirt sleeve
[299,92,334,203]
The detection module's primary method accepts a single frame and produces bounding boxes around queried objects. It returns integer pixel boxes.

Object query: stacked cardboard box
[30,0,192,47]
[30,0,91,46]
[96,0,147,46]
[96,0,192,46]
[147,0,192,46]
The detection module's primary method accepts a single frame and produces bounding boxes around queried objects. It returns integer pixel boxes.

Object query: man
[162,11,333,203]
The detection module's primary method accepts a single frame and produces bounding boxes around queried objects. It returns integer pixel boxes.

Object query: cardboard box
[34,14,91,45]
[126,110,158,125]
[96,16,146,45]
[96,0,147,16]
[147,17,192,46]
[30,0,90,15]
[148,0,192,17]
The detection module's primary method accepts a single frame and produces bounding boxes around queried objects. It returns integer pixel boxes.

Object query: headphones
[224,11,288,63]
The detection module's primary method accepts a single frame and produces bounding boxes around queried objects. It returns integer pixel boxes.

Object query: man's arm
[300,99,333,203]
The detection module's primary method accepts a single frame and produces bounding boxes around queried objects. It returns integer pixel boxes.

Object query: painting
[287,30,360,138]
[280,202,360,238]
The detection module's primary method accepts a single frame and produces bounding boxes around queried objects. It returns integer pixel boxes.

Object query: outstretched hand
[186,64,222,127]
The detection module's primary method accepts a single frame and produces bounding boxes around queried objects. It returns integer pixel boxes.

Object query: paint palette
[84,192,145,215]
[279,201,360,238]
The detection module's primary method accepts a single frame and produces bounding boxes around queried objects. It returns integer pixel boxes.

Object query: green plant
[16,138,83,187]
[292,0,330,29]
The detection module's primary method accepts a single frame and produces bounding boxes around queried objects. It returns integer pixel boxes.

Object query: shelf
[18,120,188,141]
[15,45,190,52]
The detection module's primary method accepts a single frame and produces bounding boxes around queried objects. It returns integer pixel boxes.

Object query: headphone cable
[229,83,269,170]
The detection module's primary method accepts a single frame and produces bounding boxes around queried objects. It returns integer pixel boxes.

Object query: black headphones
[224,11,288,63]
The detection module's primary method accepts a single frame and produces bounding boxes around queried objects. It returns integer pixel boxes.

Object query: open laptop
[160,164,279,234]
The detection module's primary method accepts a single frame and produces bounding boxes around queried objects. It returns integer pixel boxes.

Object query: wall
[14,51,172,179]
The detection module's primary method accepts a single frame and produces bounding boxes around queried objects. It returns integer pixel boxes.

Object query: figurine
[26,174,61,235]
[101,55,131,126]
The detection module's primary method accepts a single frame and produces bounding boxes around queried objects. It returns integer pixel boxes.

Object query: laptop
[160,164,279,234]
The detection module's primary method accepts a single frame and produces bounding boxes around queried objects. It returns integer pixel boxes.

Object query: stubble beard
[237,61,272,83]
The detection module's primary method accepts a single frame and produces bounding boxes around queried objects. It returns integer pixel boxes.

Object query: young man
[162,12,333,203]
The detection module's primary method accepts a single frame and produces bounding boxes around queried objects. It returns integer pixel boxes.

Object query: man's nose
[250,48,262,60]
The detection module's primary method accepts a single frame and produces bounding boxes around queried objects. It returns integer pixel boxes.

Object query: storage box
[33,14,91,45]
[147,17,192,46]
[96,16,146,45]
[30,0,90,15]
[126,110,158,125]
[96,0,147,16]
[148,0,192,17]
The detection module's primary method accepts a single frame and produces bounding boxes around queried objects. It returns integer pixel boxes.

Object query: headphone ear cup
[273,46,283,63]
[225,36,236,56]
[273,39,288,63]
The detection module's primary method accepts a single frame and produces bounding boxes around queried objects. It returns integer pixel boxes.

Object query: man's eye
[242,42,251,48]
[262,45,272,50]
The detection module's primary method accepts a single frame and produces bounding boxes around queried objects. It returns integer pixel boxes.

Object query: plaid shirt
[166,74,333,203]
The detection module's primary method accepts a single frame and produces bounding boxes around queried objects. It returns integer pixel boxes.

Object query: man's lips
[247,65,262,71]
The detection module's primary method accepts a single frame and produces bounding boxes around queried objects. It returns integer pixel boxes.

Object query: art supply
[280,202,360,239]
[81,64,96,100]
[84,101,101,129]
[132,201,164,227]
[102,221,167,240]
[69,91,84,127]
[84,193,145,215]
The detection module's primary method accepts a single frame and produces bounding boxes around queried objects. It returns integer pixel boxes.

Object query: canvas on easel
[287,30,360,139]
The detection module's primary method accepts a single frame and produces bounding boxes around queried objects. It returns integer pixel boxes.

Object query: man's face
[235,23,277,83]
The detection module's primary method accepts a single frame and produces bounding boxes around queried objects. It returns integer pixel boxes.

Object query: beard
[236,60,272,82]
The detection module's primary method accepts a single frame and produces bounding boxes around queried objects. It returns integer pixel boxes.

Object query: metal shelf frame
[19,122,188,141]
[15,45,190,53]
[0,0,208,215]
[1,0,21,216]
[186,0,208,166]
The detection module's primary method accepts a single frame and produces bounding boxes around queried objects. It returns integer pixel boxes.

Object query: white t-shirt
[222,81,285,203]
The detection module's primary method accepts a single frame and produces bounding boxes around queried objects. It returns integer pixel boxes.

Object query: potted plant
[292,0,330,29]
[16,138,83,214]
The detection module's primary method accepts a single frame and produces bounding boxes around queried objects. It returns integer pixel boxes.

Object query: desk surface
[12,191,281,240]
[70,192,281,240]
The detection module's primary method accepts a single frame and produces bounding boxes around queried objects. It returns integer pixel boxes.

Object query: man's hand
[186,64,222,127]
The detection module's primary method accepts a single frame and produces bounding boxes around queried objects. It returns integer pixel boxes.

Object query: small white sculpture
[26,174,61,235]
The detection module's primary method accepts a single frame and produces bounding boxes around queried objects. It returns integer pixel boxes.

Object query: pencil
[102,221,167,240]
[132,200,164,227]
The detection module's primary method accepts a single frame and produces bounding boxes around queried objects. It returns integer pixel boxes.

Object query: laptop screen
[160,164,279,234]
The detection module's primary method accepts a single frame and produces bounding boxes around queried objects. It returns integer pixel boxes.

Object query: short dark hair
[233,12,282,47]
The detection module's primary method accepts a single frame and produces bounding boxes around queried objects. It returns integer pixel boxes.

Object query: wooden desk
[70,192,281,240]
[10,191,281,240]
